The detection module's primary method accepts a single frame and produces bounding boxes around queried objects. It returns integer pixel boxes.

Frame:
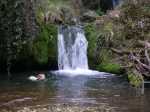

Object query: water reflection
[54,76,97,105]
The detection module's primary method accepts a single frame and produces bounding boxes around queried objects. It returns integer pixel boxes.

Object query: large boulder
[44,7,77,25]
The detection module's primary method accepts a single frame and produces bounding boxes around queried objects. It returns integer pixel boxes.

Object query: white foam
[52,68,113,77]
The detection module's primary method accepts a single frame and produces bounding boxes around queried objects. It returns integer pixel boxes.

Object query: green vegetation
[84,20,114,69]
[128,71,143,87]
[96,8,104,16]
[0,0,26,74]
[84,23,97,62]
[32,23,57,64]
[97,63,123,74]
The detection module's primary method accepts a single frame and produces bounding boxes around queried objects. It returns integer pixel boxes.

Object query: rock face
[107,10,120,18]
[43,7,77,25]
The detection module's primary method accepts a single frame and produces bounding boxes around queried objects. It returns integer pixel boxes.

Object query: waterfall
[112,0,118,7]
[112,0,123,8]
[58,25,88,70]
[53,25,111,76]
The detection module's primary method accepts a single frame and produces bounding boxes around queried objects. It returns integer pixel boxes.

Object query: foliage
[33,41,48,64]
[84,23,97,56]
[0,0,25,73]
[0,0,59,70]
[97,63,123,74]
[32,23,57,64]
[109,0,150,82]
[0,0,24,53]
[96,8,105,16]
[84,20,114,68]
[119,0,150,41]
[128,71,143,87]
[84,23,99,67]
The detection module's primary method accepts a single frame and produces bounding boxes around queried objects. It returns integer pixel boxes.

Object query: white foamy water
[58,26,88,70]
[52,68,113,77]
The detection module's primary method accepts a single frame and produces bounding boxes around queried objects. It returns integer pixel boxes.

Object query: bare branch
[145,47,150,66]
[130,52,150,71]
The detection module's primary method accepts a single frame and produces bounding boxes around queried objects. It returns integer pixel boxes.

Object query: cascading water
[53,25,111,77]
[112,0,118,7]
[58,25,88,70]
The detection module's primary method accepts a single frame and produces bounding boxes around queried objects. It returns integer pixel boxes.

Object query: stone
[81,10,98,22]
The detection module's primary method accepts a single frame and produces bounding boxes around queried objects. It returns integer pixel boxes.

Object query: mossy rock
[128,72,143,87]
[96,63,123,74]
[84,23,98,62]
[32,41,48,64]
[32,23,57,65]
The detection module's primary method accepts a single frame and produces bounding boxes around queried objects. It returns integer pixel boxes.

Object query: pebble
[1,104,116,112]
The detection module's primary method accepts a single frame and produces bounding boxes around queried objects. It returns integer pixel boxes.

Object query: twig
[144,46,150,66]
[130,52,150,71]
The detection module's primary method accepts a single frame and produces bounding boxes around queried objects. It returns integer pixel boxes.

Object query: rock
[107,10,120,18]
[44,8,77,25]
[44,10,63,24]
[81,10,98,22]
[60,7,77,25]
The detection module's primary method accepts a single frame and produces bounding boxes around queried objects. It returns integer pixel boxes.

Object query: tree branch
[130,52,150,71]
[145,47,150,66]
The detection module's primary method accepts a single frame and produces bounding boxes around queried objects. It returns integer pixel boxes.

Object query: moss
[84,23,98,64]
[104,22,113,33]
[84,22,114,68]
[32,23,57,65]
[128,72,143,87]
[32,41,48,64]
[96,63,123,74]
